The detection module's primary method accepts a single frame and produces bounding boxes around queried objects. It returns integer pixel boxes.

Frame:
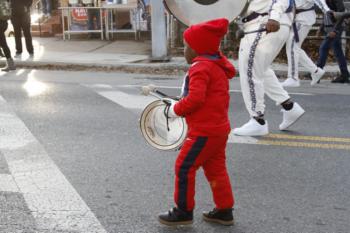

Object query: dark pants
[11,12,34,54]
[317,31,349,78]
[0,20,11,59]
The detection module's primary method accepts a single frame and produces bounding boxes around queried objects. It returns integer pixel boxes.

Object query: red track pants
[174,135,234,211]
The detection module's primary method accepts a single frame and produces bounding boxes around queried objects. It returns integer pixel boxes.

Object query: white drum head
[140,100,188,151]
[164,0,248,26]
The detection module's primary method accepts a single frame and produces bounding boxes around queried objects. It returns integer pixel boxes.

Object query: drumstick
[141,84,156,96]
[141,84,168,100]
[141,85,179,100]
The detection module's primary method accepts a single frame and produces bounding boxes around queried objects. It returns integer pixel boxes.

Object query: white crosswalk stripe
[0,95,107,233]
[0,174,19,192]
[83,84,157,112]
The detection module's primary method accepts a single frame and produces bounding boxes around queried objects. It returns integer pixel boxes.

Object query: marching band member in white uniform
[233,0,305,136]
[282,0,330,87]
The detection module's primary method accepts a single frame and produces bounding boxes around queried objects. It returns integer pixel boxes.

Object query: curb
[10,60,190,76]
[2,60,343,78]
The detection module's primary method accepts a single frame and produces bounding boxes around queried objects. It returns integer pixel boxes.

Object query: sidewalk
[1,37,348,77]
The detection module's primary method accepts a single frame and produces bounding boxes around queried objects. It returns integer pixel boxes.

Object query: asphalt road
[0,69,349,233]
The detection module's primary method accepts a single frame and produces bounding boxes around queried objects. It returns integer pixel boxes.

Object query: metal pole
[100,7,104,40]
[150,0,169,61]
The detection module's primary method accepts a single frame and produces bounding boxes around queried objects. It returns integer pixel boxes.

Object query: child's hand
[162,98,179,118]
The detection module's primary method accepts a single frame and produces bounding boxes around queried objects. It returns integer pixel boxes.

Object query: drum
[140,100,188,151]
[164,0,248,26]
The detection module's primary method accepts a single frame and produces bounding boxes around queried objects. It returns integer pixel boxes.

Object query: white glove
[162,98,179,118]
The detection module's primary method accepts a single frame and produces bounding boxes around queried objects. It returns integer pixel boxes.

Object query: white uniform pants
[286,22,317,80]
[239,25,291,117]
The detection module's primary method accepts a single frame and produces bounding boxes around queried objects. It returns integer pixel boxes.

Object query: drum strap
[163,103,171,131]
[239,0,251,19]
[242,12,268,23]
[296,6,315,14]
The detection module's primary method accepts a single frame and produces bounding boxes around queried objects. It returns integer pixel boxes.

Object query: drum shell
[140,100,188,151]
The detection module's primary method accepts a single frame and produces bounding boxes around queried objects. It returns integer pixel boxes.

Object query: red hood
[192,52,236,79]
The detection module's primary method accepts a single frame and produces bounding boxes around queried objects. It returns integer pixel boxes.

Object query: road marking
[228,134,259,144]
[98,90,155,110]
[84,84,157,110]
[0,174,19,192]
[228,132,350,151]
[0,95,107,233]
[265,133,350,143]
[87,84,113,89]
[118,85,313,96]
[258,140,350,150]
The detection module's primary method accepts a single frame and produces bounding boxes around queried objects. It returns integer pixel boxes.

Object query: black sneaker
[331,76,349,83]
[304,73,312,80]
[158,207,193,226]
[14,52,22,58]
[203,208,234,226]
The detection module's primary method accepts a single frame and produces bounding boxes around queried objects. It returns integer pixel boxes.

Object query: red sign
[72,8,88,21]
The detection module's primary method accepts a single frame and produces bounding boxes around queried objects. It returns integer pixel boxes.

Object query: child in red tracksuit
[158,18,236,226]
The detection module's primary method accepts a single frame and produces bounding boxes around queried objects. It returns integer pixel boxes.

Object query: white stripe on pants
[286,23,317,80]
[239,25,291,117]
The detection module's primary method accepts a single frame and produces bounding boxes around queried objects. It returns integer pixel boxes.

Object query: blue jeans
[317,31,350,78]
[41,0,52,15]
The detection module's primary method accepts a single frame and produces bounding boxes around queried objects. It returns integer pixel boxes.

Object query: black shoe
[203,208,234,226]
[14,52,22,58]
[304,73,312,80]
[158,207,193,226]
[331,76,349,83]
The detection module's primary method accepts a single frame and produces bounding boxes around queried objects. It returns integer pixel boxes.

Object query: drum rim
[163,0,249,26]
[140,100,188,151]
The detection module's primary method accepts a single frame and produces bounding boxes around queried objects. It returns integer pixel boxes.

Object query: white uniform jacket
[295,0,330,25]
[242,0,293,27]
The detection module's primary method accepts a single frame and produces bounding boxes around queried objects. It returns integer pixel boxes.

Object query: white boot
[310,67,325,86]
[282,78,300,87]
[279,102,305,130]
[233,118,269,136]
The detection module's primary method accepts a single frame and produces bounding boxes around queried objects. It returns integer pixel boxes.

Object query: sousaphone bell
[163,0,248,26]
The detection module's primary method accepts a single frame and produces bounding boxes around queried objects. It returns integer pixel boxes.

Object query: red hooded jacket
[174,53,236,136]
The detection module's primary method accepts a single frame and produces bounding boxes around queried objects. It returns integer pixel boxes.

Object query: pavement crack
[87,42,114,53]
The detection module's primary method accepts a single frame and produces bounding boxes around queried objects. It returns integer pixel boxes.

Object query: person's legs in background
[41,0,48,15]
[284,25,301,87]
[41,0,52,17]
[0,20,15,71]
[87,9,101,39]
[87,9,94,31]
[22,13,34,56]
[296,24,325,86]
[331,32,350,83]
[316,36,332,69]
[95,10,101,29]
[11,17,23,57]
[46,0,52,17]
